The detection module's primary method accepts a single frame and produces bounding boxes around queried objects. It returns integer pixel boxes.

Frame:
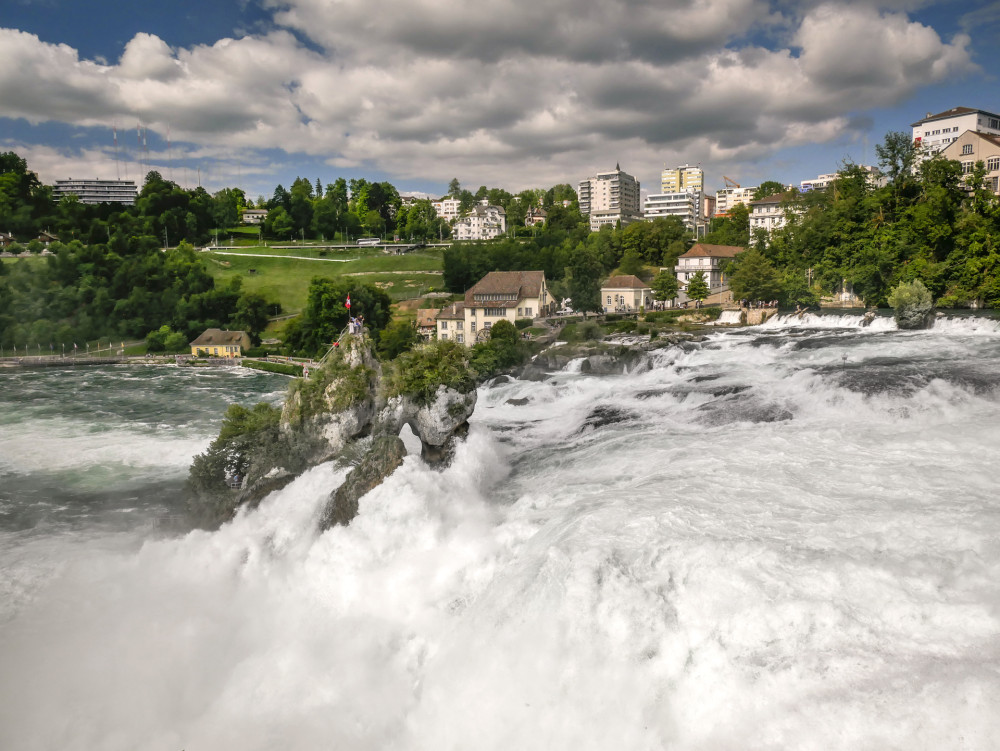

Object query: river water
[1,314,999,750]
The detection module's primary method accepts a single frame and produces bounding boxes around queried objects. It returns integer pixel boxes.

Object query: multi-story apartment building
[911,107,1000,164]
[661,165,704,194]
[800,166,883,192]
[431,198,462,221]
[939,131,1000,195]
[453,204,506,240]
[578,164,642,231]
[715,186,757,216]
[52,179,137,205]
[673,243,745,291]
[749,192,801,238]
[643,191,700,231]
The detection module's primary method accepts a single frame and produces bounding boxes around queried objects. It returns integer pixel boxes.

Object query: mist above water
[1,316,999,750]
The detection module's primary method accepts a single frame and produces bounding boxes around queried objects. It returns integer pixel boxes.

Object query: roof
[939,130,1000,158]
[912,107,1000,127]
[437,302,466,320]
[189,328,249,346]
[748,192,793,205]
[602,274,650,290]
[679,243,745,259]
[416,309,439,327]
[465,271,545,304]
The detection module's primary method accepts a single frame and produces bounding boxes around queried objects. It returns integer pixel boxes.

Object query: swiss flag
[345,294,351,309]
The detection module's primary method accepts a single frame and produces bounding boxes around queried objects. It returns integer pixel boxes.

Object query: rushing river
[2,314,999,750]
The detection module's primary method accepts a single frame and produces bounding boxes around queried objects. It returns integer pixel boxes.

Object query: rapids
[2,315,1000,750]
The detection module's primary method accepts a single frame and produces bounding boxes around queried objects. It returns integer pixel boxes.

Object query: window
[987,157,1000,171]
[962,144,974,155]
[456,334,464,344]
[607,295,612,305]
[524,308,532,317]
[440,320,448,330]
[990,119,1000,129]
[471,322,476,333]
[517,308,522,316]
[441,333,448,340]
[962,161,974,174]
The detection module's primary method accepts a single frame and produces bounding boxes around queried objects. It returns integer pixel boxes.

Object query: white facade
[241,208,268,225]
[661,165,703,194]
[643,192,699,231]
[454,204,506,241]
[749,193,800,238]
[912,107,1000,164]
[714,186,757,215]
[432,198,462,221]
[673,243,744,291]
[52,179,137,205]
[800,165,883,192]
[578,164,642,231]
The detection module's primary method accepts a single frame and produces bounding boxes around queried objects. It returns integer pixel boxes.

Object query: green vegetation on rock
[888,279,934,329]
[383,339,476,405]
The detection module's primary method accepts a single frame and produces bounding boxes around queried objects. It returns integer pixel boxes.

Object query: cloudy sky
[1,0,998,200]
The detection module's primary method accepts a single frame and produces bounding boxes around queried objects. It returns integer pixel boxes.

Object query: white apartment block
[52,178,137,205]
[714,186,757,215]
[643,192,699,231]
[454,204,506,241]
[912,107,1000,164]
[673,243,744,291]
[432,198,462,221]
[800,165,884,192]
[661,165,703,194]
[578,163,642,231]
[749,192,801,238]
[940,131,1000,195]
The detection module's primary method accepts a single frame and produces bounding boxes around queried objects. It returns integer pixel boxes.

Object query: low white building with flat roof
[52,178,137,205]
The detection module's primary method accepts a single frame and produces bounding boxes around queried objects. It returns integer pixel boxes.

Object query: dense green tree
[726,248,782,303]
[377,318,420,360]
[567,246,603,315]
[283,278,392,356]
[651,271,679,302]
[685,270,710,304]
[753,181,786,200]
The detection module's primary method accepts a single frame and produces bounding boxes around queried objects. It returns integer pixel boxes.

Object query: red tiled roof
[189,328,249,346]
[465,271,545,305]
[602,274,650,290]
[437,302,466,320]
[679,243,745,259]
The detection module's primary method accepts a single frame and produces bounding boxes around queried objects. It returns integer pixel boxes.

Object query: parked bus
[357,237,381,246]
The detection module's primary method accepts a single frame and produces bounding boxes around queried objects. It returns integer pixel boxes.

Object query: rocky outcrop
[888,279,935,330]
[188,333,478,530]
[519,333,702,381]
[319,435,407,529]
[374,385,477,463]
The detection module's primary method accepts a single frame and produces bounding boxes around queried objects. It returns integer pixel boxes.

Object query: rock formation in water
[187,333,477,530]
[888,279,935,330]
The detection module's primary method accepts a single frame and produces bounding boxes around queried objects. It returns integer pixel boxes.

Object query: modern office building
[52,178,137,205]
[578,164,642,231]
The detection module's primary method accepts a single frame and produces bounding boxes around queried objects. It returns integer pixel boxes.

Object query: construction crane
[723,176,740,189]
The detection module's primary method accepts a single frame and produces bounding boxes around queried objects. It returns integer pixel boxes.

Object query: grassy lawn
[202,248,445,313]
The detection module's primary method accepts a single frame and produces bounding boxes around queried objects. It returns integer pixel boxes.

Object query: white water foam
[2,326,1000,749]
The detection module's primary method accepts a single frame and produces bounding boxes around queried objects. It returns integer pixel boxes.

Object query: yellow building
[456,271,551,344]
[189,328,251,357]
[661,164,704,194]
